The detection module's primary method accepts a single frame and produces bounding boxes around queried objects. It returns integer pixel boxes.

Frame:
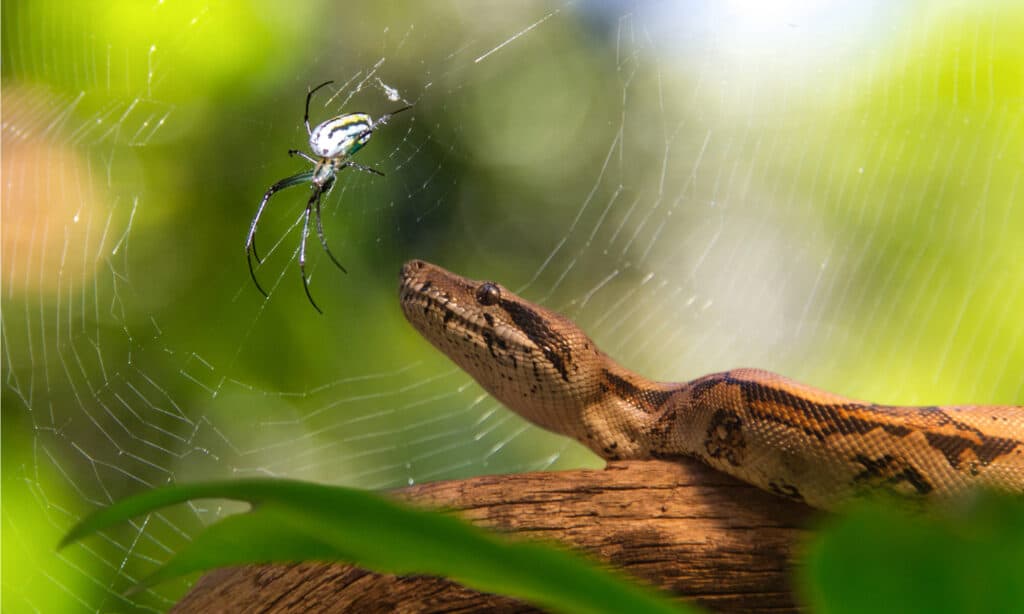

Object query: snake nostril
[401,260,426,281]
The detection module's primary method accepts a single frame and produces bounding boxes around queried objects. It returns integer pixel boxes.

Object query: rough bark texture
[173,458,816,613]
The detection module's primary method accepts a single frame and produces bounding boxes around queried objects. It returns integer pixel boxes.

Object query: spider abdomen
[310,114,374,159]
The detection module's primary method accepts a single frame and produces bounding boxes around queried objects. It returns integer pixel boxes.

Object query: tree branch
[173,459,816,613]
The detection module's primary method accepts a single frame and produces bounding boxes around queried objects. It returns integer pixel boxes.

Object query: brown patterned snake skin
[399,260,1024,510]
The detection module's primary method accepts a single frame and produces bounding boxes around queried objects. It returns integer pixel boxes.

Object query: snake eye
[475,282,501,306]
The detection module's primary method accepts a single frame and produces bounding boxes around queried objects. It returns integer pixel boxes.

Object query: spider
[246,80,412,313]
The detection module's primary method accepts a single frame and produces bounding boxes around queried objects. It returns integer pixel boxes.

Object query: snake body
[399,260,1024,510]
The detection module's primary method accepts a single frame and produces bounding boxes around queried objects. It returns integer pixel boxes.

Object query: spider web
[3,0,1023,611]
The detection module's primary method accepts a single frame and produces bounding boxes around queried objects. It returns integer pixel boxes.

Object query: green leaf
[801,493,1024,614]
[124,506,346,594]
[60,479,691,614]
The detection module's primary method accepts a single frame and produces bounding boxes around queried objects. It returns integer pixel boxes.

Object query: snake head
[399,259,606,438]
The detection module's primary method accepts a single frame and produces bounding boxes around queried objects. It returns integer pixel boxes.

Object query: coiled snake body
[400,260,1024,510]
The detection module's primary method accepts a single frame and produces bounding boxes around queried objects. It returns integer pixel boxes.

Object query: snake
[399,259,1024,510]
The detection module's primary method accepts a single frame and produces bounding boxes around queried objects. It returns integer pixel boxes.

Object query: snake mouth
[399,259,486,342]
[398,260,437,312]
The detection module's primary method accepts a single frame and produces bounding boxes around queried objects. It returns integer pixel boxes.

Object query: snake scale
[399,259,1024,510]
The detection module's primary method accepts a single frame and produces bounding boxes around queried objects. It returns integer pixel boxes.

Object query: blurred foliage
[2,0,1023,610]
[802,493,1024,613]
[799,2,1024,404]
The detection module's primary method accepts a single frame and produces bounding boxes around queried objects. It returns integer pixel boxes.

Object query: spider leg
[344,161,385,177]
[304,81,334,136]
[289,149,318,165]
[246,171,314,298]
[376,104,414,127]
[298,201,323,314]
[313,191,348,274]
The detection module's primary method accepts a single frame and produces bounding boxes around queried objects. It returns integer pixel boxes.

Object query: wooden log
[172,459,816,613]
